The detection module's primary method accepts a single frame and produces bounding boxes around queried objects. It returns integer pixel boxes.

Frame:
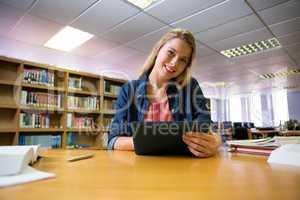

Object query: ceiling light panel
[44,26,94,52]
[220,38,281,58]
[259,68,300,79]
[126,0,160,9]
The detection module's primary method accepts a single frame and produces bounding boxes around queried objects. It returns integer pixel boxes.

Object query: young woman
[107,28,221,157]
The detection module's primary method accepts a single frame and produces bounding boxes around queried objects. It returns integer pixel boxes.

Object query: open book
[0,145,55,188]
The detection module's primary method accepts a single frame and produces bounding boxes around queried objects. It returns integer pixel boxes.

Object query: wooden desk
[280,130,300,136]
[1,149,300,200]
[251,130,300,138]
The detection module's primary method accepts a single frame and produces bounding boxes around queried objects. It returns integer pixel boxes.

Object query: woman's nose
[170,57,178,66]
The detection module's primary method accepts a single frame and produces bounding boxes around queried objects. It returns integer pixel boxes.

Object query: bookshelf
[0,56,126,149]
[100,76,124,136]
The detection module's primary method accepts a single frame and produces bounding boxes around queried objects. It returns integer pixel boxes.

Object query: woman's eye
[180,58,187,64]
[167,50,174,56]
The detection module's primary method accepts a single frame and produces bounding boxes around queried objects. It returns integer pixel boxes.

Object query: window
[229,95,242,122]
[272,90,289,126]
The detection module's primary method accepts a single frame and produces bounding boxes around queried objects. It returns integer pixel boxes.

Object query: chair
[233,122,243,128]
[232,122,250,140]
[223,121,233,129]
[220,121,233,142]
[233,127,250,140]
[243,122,254,128]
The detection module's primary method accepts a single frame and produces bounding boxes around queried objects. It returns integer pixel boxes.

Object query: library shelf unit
[0,55,126,149]
[100,76,124,134]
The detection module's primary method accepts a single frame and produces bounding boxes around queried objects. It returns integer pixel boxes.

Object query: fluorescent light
[126,0,160,9]
[220,38,281,58]
[259,68,300,79]
[44,26,94,52]
[204,81,233,87]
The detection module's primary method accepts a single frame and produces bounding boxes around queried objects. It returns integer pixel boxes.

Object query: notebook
[132,121,209,155]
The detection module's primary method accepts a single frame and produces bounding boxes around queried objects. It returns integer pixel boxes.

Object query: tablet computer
[132,121,210,155]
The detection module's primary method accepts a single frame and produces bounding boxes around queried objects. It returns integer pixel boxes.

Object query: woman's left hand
[182,131,221,158]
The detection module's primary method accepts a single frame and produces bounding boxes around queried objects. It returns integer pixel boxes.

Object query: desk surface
[1,149,300,200]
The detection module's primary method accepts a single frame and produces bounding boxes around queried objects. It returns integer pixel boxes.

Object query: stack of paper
[226,136,300,156]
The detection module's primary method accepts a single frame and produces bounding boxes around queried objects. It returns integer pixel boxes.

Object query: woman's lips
[165,65,175,73]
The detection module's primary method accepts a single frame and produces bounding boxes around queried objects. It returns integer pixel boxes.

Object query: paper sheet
[267,144,300,167]
[0,166,55,188]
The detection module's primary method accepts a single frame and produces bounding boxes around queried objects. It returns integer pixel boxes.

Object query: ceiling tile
[209,28,273,51]
[126,26,171,53]
[0,0,35,10]
[145,0,225,24]
[285,42,300,56]
[30,0,98,25]
[195,14,264,44]
[100,12,165,44]
[246,0,289,11]
[285,42,300,64]
[94,45,142,63]
[278,31,300,46]
[0,3,25,36]
[196,53,231,68]
[196,43,216,58]
[171,0,252,33]
[258,0,300,25]
[113,52,148,70]
[71,36,121,57]
[270,17,300,37]
[71,0,140,35]
[8,14,63,46]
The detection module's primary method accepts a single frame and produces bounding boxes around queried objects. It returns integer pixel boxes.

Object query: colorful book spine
[103,118,113,129]
[68,77,82,90]
[20,90,62,108]
[66,113,96,128]
[67,96,99,110]
[19,113,53,128]
[104,81,121,95]
[18,135,61,148]
[103,99,116,111]
[23,69,54,86]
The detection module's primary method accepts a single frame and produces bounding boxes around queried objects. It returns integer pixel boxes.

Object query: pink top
[144,97,173,122]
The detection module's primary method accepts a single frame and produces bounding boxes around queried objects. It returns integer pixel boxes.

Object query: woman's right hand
[113,137,134,151]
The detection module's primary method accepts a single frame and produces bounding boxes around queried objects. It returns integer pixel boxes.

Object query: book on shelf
[23,69,54,86]
[19,135,61,149]
[227,136,300,156]
[0,145,55,187]
[68,77,82,90]
[21,90,62,108]
[20,112,51,128]
[104,80,121,95]
[67,95,99,110]
[103,99,116,111]
[103,118,113,129]
[66,113,96,129]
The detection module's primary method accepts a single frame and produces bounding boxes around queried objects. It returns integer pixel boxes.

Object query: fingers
[187,146,210,158]
[182,135,207,152]
[182,132,219,158]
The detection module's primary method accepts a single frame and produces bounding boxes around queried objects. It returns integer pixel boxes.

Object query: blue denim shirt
[107,73,211,149]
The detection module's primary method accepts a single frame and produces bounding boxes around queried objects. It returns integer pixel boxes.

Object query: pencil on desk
[67,153,94,162]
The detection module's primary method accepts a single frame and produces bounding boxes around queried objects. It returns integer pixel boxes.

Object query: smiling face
[152,38,192,82]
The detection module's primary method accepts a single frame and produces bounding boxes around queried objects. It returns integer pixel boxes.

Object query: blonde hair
[139,28,196,88]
